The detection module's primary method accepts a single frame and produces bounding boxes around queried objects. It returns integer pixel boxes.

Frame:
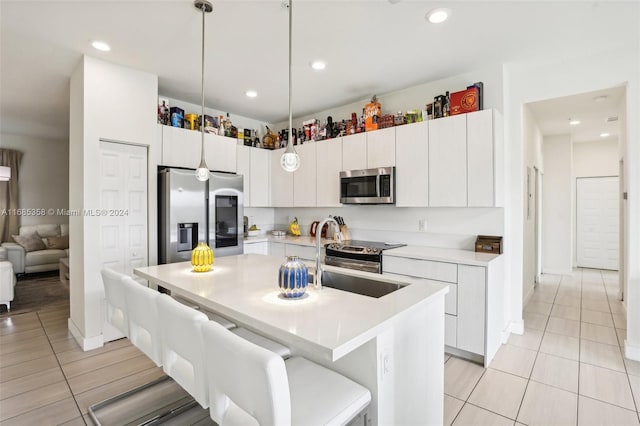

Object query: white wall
[542,135,573,275]
[0,134,69,227]
[274,64,504,132]
[572,139,619,267]
[522,106,544,303]
[69,56,160,350]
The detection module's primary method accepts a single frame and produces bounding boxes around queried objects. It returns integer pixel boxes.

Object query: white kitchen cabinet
[284,244,317,261]
[270,149,293,207]
[467,109,500,207]
[341,133,367,171]
[250,148,270,207]
[445,314,457,347]
[457,265,486,355]
[316,139,342,207]
[366,127,396,168]
[428,114,467,207]
[244,240,268,255]
[161,125,201,168]
[395,121,429,207]
[236,145,251,206]
[206,133,236,173]
[269,241,286,257]
[293,143,316,207]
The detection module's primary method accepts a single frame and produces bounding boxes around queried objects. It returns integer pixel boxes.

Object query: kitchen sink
[309,270,408,298]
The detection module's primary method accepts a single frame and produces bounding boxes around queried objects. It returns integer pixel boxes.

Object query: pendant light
[280,0,300,172]
[194,0,213,182]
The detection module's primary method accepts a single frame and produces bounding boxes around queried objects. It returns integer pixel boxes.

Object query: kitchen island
[135,254,448,426]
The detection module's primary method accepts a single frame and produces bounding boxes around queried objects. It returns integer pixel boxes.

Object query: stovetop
[326,240,406,254]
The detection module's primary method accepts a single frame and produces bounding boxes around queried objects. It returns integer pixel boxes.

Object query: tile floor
[444,268,640,426]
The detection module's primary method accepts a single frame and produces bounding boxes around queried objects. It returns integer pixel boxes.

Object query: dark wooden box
[475,235,503,254]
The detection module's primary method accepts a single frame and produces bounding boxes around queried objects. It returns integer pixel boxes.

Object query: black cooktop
[330,240,406,251]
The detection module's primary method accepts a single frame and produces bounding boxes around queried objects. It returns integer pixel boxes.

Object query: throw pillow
[47,235,69,250]
[12,234,46,252]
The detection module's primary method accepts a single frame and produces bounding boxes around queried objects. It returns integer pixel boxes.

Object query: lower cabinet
[269,242,286,257]
[284,244,316,261]
[244,241,268,255]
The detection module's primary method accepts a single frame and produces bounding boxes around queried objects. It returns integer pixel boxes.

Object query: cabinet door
[244,241,268,255]
[285,244,317,261]
[161,125,200,168]
[293,143,316,207]
[367,127,396,168]
[457,265,486,355]
[428,115,467,207]
[316,139,342,207]
[236,145,251,207]
[269,242,286,257]
[445,314,457,347]
[250,148,270,207]
[270,149,293,207]
[395,121,429,207]
[341,133,367,171]
[467,110,494,207]
[207,134,237,173]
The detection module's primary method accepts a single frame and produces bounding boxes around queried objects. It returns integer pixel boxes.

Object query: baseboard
[68,318,103,351]
[501,320,524,343]
[625,340,640,362]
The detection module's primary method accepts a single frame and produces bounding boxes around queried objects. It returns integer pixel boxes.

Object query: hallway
[444,268,640,425]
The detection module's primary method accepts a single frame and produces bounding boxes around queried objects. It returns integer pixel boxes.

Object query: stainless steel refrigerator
[158,167,244,264]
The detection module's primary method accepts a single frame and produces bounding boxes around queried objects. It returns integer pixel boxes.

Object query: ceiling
[528,86,625,144]
[1,1,638,141]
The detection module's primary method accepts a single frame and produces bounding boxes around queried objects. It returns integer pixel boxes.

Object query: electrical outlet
[418,219,427,232]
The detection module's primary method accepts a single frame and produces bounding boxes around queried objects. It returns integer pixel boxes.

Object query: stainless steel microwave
[340,167,395,204]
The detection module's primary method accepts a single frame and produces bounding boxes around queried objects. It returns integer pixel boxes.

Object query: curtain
[0,149,23,242]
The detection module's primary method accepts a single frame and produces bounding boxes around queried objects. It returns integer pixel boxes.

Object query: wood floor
[0,300,164,425]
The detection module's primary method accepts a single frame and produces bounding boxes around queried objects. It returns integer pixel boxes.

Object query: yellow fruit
[289,217,301,236]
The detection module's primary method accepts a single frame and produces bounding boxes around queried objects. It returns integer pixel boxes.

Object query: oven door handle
[324,256,381,274]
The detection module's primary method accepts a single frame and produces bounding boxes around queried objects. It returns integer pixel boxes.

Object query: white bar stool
[101,268,131,337]
[201,320,371,426]
[157,294,210,408]
[122,277,163,366]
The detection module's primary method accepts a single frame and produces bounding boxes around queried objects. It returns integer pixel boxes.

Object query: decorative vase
[191,242,214,272]
[278,256,308,299]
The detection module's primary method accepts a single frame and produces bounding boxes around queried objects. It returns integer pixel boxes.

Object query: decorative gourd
[191,242,214,272]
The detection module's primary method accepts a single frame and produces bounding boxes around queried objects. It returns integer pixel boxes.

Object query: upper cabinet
[250,148,270,207]
[467,109,500,207]
[316,139,342,207]
[341,133,367,171]
[396,121,429,207]
[367,127,396,169]
[293,143,317,207]
[428,114,468,207]
[236,145,251,206]
[161,126,236,173]
[270,148,293,207]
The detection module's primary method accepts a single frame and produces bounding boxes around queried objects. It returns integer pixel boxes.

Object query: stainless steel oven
[324,240,405,273]
[340,167,395,204]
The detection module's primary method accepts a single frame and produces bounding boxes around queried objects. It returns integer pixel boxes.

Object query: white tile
[531,290,556,304]
[617,328,627,348]
[582,309,614,327]
[452,403,514,426]
[468,369,528,420]
[580,322,619,346]
[444,395,464,426]
[517,381,578,426]
[523,312,549,331]
[582,288,607,301]
[581,298,611,313]
[580,339,625,372]
[612,313,627,330]
[540,332,580,360]
[609,301,625,314]
[507,327,543,351]
[554,294,581,308]
[551,305,580,321]
[531,352,579,393]
[489,344,537,378]
[525,301,553,316]
[625,358,640,377]
[444,353,451,364]
[546,317,580,338]
[444,357,486,400]
[578,395,640,426]
[629,374,640,409]
[539,274,562,285]
[579,363,635,410]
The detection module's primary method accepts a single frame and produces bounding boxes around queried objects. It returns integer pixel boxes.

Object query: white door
[577,177,619,270]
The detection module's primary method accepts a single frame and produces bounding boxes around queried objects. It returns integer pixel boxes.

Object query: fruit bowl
[248,229,260,237]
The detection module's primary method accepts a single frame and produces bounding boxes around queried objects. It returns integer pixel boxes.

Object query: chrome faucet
[315,216,341,290]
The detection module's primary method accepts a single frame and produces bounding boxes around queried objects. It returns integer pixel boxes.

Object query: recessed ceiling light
[600,132,610,138]
[569,119,581,126]
[594,95,608,103]
[311,61,326,71]
[245,90,258,98]
[91,41,111,52]
[426,8,451,24]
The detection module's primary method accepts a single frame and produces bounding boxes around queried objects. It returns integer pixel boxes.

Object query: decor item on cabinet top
[158,97,170,125]
[278,255,308,299]
[450,82,483,116]
[280,0,300,172]
[192,241,214,272]
[170,106,184,128]
[364,95,382,132]
[194,0,213,182]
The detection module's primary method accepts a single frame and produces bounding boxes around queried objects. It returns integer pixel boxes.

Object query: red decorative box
[450,87,479,116]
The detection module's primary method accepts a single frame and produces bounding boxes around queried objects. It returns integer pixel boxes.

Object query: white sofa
[0,247,16,310]
[1,224,69,274]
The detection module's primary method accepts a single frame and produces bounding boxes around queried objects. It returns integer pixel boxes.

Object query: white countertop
[135,254,448,361]
[384,245,500,266]
[244,234,334,247]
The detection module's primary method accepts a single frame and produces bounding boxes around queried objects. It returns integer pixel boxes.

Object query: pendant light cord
[288,0,292,147]
[200,3,206,163]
